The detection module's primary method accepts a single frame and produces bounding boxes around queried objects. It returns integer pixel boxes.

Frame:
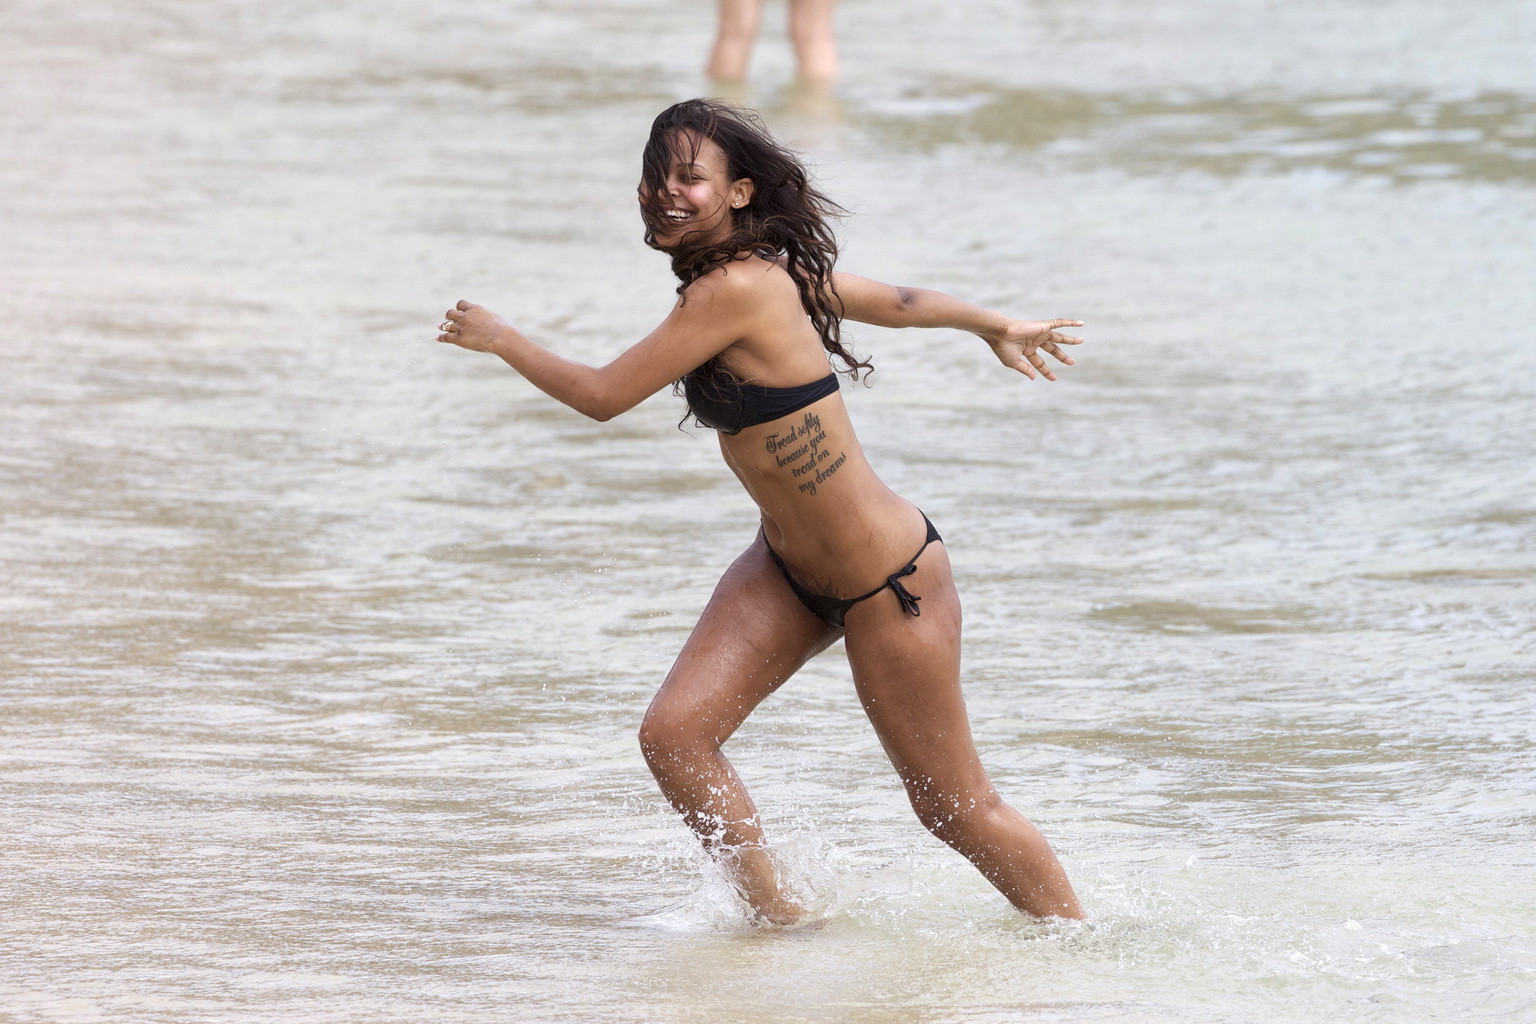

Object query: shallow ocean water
[2,1,1534,1021]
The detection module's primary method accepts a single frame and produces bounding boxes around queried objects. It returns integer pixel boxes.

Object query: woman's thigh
[840,544,993,796]
[644,532,842,750]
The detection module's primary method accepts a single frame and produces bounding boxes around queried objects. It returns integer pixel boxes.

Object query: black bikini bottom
[762,514,943,629]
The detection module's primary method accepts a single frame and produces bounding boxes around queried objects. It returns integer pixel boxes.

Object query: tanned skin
[436,134,1085,924]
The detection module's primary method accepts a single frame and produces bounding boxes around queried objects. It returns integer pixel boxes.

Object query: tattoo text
[764,412,847,497]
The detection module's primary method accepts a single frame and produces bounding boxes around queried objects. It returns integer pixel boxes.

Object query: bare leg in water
[841,539,1082,919]
[786,0,839,84]
[706,0,840,85]
[640,532,1082,922]
[639,534,840,923]
[706,0,764,83]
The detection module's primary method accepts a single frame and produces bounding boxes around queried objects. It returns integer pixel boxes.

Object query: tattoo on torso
[763,411,848,497]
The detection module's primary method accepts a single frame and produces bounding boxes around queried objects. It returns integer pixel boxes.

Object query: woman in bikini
[436,99,1085,925]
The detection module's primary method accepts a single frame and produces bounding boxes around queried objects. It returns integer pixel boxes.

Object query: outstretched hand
[985,318,1084,381]
[436,300,510,354]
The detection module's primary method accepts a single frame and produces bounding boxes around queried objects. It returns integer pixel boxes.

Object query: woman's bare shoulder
[685,256,800,307]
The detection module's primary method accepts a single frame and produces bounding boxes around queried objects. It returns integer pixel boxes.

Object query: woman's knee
[907,784,1005,844]
[637,706,716,769]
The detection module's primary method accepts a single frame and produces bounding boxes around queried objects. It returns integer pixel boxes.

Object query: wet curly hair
[638,99,871,384]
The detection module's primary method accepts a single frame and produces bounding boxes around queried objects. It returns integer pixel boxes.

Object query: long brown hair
[638,99,871,382]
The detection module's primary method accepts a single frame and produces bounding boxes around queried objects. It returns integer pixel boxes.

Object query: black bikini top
[682,368,839,435]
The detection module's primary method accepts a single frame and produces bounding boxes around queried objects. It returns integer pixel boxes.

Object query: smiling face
[642,131,755,250]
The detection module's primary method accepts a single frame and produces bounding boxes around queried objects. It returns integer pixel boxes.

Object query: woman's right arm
[831,271,1084,380]
[437,268,761,419]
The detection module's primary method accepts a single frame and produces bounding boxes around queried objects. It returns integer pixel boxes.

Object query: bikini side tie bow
[886,563,922,617]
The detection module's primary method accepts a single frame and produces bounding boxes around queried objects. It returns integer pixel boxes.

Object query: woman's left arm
[436,271,757,420]
[832,271,1085,381]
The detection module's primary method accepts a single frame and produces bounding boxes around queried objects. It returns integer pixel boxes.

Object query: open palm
[987,318,1085,380]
